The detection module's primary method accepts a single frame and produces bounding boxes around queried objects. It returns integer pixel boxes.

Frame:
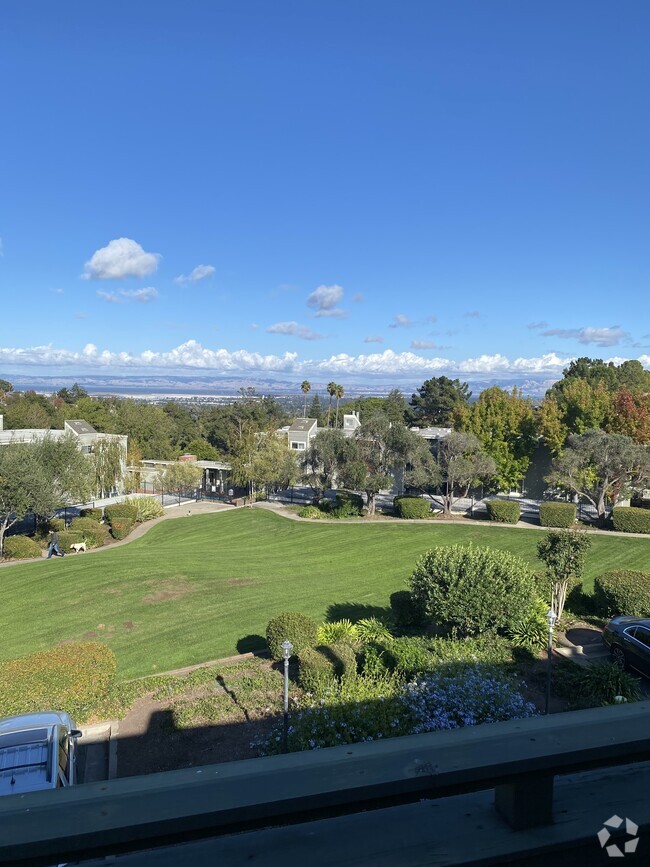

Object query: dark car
[602,616,650,678]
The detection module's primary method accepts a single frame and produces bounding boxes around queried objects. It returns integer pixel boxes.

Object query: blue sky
[1,1,649,392]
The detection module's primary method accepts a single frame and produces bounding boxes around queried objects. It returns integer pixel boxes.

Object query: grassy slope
[3,509,648,679]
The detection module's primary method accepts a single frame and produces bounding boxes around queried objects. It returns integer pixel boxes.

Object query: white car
[0,712,82,796]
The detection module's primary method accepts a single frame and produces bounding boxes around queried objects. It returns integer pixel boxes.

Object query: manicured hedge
[592,571,650,618]
[299,643,357,696]
[389,590,426,627]
[612,507,650,534]
[0,641,117,721]
[110,518,135,541]
[539,502,576,528]
[266,612,318,660]
[56,530,86,553]
[80,508,103,521]
[2,535,42,560]
[104,503,138,524]
[393,496,430,519]
[70,517,103,531]
[486,500,520,524]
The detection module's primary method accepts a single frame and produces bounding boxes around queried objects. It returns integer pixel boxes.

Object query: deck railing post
[494,774,555,829]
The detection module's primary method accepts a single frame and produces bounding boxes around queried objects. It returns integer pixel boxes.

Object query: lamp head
[281,639,293,660]
[546,609,557,629]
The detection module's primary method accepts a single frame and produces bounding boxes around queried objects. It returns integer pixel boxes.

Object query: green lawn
[3,509,649,679]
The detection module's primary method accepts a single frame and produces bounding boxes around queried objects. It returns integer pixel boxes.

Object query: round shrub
[612,507,650,534]
[57,530,86,553]
[593,571,650,618]
[104,502,138,524]
[382,637,432,677]
[539,502,576,528]
[109,518,135,541]
[485,499,520,524]
[390,590,426,627]
[393,496,430,519]
[80,507,102,521]
[0,641,117,722]
[79,526,110,548]
[298,506,322,519]
[299,643,357,696]
[408,544,537,636]
[266,611,319,660]
[2,535,42,560]
[70,517,102,531]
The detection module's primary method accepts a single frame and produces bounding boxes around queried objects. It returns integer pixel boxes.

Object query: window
[290,442,305,450]
[634,628,650,648]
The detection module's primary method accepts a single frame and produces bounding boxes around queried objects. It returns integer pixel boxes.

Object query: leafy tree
[157,461,204,497]
[604,387,650,444]
[410,376,471,426]
[454,386,537,491]
[3,391,57,430]
[301,428,347,497]
[93,437,126,498]
[0,437,94,557]
[308,394,324,425]
[549,357,650,397]
[56,383,89,404]
[338,414,437,515]
[0,378,13,396]
[436,432,497,514]
[347,390,409,425]
[300,380,311,417]
[113,400,174,459]
[537,530,592,621]
[183,438,221,460]
[230,424,299,500]
[546,429,650,520]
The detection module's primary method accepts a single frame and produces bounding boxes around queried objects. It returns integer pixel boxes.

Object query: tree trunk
[366,491,376,516]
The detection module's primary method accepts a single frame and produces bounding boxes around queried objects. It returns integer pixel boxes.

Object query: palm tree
[334,384,345,428]
[327,381,337,427]
[300,380,311,417]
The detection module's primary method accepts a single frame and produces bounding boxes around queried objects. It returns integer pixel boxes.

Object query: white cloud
[542,326,628,347]
[96,290,121,304]
[411,340,435,350]
[175,264,215,284]
[0,341,647,381]
[121,287,159,303]
[307,284,344,312]
[82,238,160,280]
[267,321,324,340]
[314,308,347,319]
[363,336,384,344]
[389,314,414,328]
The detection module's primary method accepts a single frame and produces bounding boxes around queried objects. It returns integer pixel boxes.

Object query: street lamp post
[545,608,557,715]
[281,639,293,752]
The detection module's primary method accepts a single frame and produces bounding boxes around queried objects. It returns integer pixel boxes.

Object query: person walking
[47,530,64,558]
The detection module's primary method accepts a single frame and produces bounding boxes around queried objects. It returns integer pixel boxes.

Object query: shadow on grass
[237,634,267,654]
[325,602,393,623]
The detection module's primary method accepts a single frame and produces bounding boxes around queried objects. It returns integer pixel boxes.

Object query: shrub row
[485,499,520,523]
[393,496,430,519]
[539,502,576,528]
[0,641,117,721]
[612,507,650,534]
[593,571,650,618]
[80,507,103,521]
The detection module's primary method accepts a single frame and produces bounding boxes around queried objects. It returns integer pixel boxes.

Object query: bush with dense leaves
[332,491,364,518]
[78,526,110,548]
[123,496,165,522]
[0,642,117,721]
[539,502,576,528]
[110,518,135,541]
[380,634,513,678]
[266,612,318,660]
[2,535,42,560]
[507,598,549,651]
[408,544,537,636]
[485,499,520,524]
[70,517,102,531]
[80,508,103,521]
[390,590,426,627]
[299,643,357,695]
[317,619,359,645]
[298,506,322,519]
[56,530,85,553]
[393,496,431,519]
[592,571,650,618]
[612,507,650,534]
[104,502,138,525]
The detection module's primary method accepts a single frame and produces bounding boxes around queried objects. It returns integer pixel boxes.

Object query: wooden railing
[1,700,649,865]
